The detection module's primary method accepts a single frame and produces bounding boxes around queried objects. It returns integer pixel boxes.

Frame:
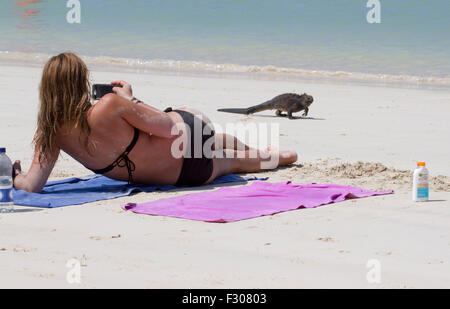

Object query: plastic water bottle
[0,148,14,213]
[413,162,429,202]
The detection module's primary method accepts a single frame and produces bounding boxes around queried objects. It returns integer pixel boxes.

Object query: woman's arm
[13,148,59,193]
[104,80,178,138]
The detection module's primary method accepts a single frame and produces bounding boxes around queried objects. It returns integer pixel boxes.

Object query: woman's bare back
[56,94,185,185]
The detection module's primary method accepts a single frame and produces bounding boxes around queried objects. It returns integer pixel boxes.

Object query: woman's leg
[206,148,297,183]
[175,107,297,181]
[213,133,254,151]
[176,107,254,151]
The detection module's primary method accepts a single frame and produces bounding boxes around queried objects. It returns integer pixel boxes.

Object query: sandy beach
[0,64,449,288]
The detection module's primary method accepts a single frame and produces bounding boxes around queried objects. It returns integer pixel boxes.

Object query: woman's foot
[265,147,298,167]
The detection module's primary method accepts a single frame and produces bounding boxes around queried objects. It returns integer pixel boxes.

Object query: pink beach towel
[123,181,393,223]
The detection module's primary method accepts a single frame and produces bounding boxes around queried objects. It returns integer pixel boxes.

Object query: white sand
[0,64,449,288]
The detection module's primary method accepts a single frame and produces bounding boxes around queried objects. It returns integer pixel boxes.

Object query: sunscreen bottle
[413,162,429,202]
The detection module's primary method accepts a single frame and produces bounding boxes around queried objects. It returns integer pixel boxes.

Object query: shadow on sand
[3,208,44,214]
[249,114,326,120]
[154,164,305,194]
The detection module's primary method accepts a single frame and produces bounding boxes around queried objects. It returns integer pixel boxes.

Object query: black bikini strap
[124,127,140,155]
[115,153,136,185]
[90,128,139,184]
[116,127,139,184]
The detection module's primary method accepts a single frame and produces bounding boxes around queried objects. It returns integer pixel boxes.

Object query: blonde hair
[34,52,92,162]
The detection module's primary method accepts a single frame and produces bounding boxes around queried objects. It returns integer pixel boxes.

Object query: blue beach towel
[13,174,267,208]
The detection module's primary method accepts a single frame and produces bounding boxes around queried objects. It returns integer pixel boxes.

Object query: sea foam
[1,51,449,88]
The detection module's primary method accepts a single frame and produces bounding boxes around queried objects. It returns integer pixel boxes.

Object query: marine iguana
[218,93,314,119]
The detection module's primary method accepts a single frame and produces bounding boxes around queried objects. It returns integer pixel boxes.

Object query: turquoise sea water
[0,0,449,83]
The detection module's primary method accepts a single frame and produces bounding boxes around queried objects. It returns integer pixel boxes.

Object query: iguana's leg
[302,107,309,117]
[287,109,294,119]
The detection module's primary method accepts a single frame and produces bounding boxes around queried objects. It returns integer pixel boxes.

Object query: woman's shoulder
[88,94,135,133]
[93,93,121,110]
[90,94,126,120]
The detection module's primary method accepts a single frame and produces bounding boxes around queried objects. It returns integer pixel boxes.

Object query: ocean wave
[1,50,449,87]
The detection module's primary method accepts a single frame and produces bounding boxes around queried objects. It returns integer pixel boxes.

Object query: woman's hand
[12,160,26,189]
[12,149,59,193]
[111,80,133,101]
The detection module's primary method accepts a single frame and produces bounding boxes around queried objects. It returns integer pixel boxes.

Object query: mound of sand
[264,160,450,193]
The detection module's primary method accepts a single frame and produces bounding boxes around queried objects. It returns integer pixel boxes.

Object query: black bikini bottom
[165,107,215,186]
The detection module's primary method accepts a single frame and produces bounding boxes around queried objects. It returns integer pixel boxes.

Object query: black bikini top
[90,128,140,184]
[90,108,173,184]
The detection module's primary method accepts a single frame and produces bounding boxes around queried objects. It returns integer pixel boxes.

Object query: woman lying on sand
[13,53,297,193]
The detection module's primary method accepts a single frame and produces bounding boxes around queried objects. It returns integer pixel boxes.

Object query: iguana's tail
[217,108,250,115]
[218,100,274,115]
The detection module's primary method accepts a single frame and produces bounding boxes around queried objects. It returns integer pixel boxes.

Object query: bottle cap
[0,148,5,153]
[417,161,426,166]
